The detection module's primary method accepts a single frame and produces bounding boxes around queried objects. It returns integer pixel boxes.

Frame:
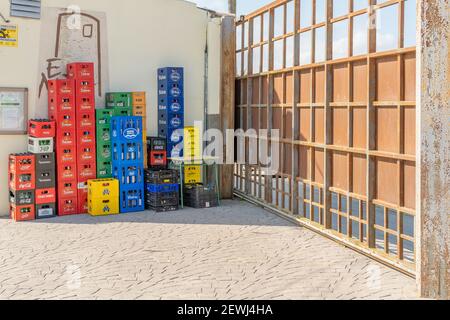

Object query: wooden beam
[220,16,236,199]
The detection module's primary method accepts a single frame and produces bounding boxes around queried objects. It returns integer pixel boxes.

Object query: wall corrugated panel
[10,0,41,19]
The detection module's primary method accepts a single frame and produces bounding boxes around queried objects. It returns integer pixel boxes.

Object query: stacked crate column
[96,109,114,178]
[184,126,202,184]
[111,116,145,213]
[48,79,78,216]
[132,92,147,168]
[88,179,119,216]
[9,154,36,221]
[68,63,97,213]
[158,67,185,158]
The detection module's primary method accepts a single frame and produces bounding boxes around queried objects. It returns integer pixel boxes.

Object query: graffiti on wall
[36,7,109,117]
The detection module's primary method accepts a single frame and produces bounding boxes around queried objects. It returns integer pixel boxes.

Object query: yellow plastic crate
[88,179,119,198]
[88,198,119,216]
[184,165,201,184]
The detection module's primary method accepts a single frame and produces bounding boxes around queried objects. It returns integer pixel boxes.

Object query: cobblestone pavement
[0,200,418,300]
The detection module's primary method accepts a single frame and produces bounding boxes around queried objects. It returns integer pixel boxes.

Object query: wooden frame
[234,0,417,272]
[0,87,28,135]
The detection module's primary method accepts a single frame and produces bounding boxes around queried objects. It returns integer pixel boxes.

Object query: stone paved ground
[0,200,418,300]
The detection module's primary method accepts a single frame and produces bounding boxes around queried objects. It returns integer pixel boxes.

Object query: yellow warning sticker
[0,25,18,47]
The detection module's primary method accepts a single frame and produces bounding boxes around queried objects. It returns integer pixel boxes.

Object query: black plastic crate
[145,169,178,184]
[147,204,179,213]
[145,191,179,207]
[183,184,218,209]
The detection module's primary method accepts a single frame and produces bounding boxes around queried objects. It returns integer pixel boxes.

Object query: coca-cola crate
[9,190,35,206]
[10,204,35,221]
[76,94,95,112]
[58,180,77,198]
[35,188,56,204]
[58,197,78,216]
[77,161,96,182]
[28,120,56,138]
[9,153,35,174]
[77,111,95,129]
[35,203,57,219]
[67,62,94,79]
[9,171,35,191]
[144,169,178,184]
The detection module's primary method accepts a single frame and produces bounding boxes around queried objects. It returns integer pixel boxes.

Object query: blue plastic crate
[158,96,184,114]
[158,67,184,85]
[158,114,184,130]
[146,183,179,193]
[113,162,144,186]
[158,82,183,98]
[119,185,145,213]
[111,116,143,142]
[112,140,145,164]
[166,142,184,158]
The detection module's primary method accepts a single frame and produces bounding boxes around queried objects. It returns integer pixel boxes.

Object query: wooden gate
[234,0,417,274]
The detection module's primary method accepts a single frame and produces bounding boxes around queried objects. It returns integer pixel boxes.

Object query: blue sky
[190,0,274,16]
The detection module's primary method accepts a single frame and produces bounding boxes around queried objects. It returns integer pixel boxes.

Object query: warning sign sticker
[0,25,18,47]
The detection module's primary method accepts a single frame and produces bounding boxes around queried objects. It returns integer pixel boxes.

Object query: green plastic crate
[96,109,113,126]
[112,107,132,116]
[97,160,113,179]
[96,124,111,143]
[96,141,112,162]
[106,92,132,109]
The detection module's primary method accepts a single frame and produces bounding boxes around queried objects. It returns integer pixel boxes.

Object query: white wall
[0,0,222,216]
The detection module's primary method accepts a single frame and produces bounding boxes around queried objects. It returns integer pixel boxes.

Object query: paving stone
[0,200,417,300]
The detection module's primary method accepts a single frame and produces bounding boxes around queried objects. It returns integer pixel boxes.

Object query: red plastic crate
[77,161,96,182]
[28,120,56,138]
[56,146,77,165]
[58,180,77,198]
[77,143,96,163]
[48,95,75,119]
[52,110,76,130]
[74,79,95,95]
[10,204,35,222]
[76,111,95,129]
[77,186,88,214]
[149,151,167,167]
[48,79,75,96]
[76,94,95,112]
[35,188,56,204]
[56,127,76,148]
[58,163,77,182]
[58,197,78,216]
[9,171,35,191]
[67,62,94,80]
[78,127,96,145]
[9,153,35,174]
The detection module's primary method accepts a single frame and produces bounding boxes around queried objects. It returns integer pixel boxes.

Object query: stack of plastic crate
[111,116,145,213]
[88,178,119,216]
[144,169,179,212]
[67,62,97,214]
[28,120,57,219]
[158,67,184,158]
[48,79,78,216]
[132,92,147,169]
[95,109,114,178]
[9,153,36,221]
